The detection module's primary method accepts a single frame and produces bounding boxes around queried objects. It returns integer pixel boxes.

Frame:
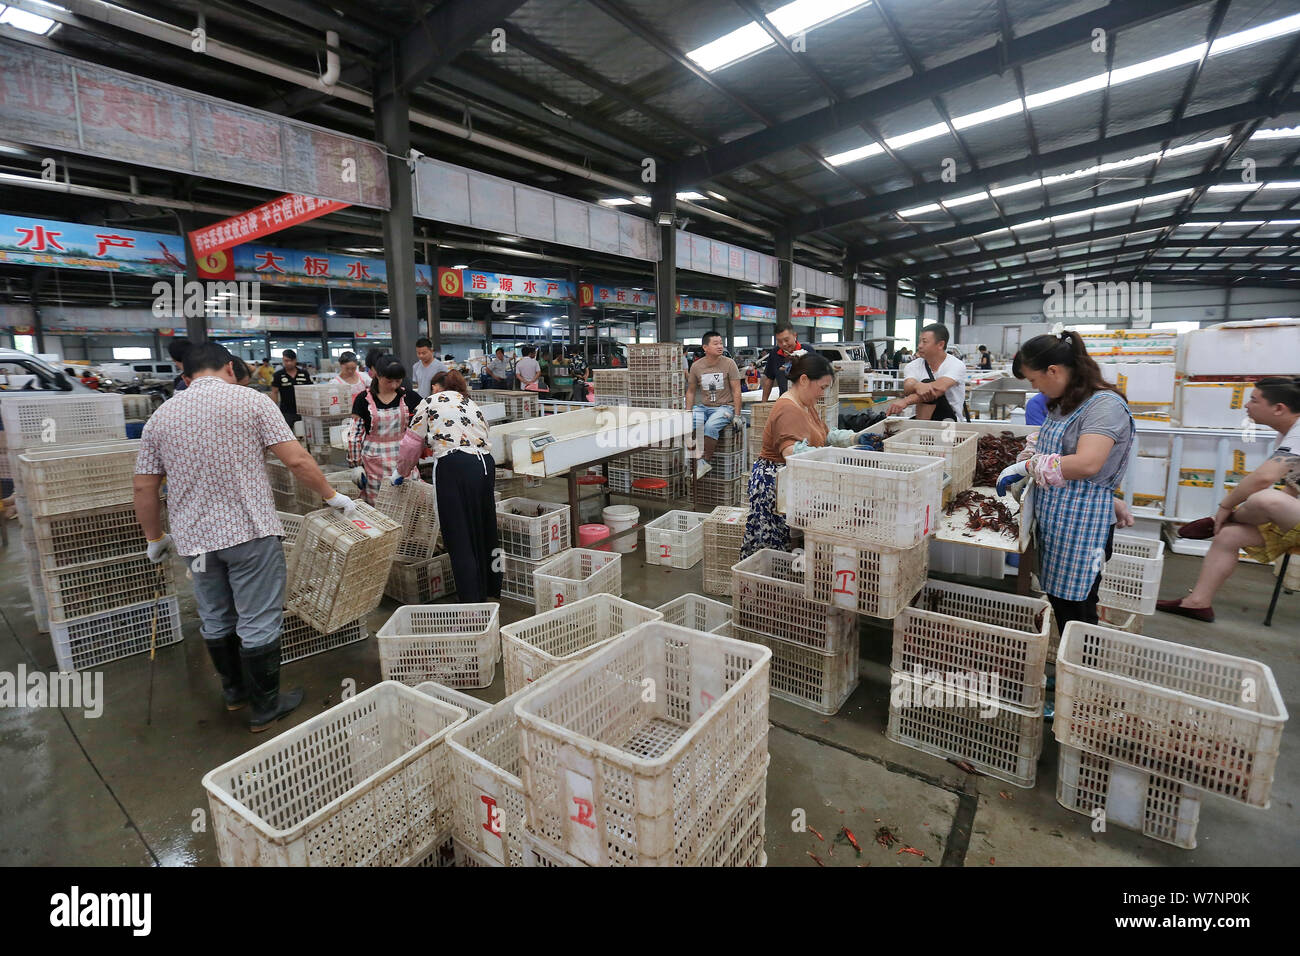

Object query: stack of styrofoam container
[1116,329,1177,363]
[531,547,621,612]
[643,510,710,569]
[374,479,451,603]
[1053,623,1288,847]
[731,549,860,714]
[496,497,572,605]
[701,506,748,596]
[592,368,628,406]
[514,621,771,866]
[466,390,539,421]
[1171,319,1300,526]
[202,681,470,866]
[887,580,1052,788]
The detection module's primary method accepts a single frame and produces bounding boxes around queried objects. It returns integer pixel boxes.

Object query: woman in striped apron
[998,331,1136,628]
[346,357,421,504]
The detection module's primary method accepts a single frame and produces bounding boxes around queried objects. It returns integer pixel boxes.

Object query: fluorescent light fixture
[898,202,942,218]
[829,11,1300,168]
[687,0,870,71]
[1252,126,1300,140]
[452,264,468,269]
[599,198,636,206]
[0,4,60,35]
[676,191,706,201]
[325,308,337,316]
[1207,183,1261,192]
[1262,181,1300,189]
[706,191,729,202]
[381,307,390,314]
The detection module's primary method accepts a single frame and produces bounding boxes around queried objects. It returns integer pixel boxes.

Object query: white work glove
[389,469,405,487]
[146,533,174,564]
[996,461,1030,497]
[349,465,366,489]
[326,492,359,517]
[827,428,857,448]
[790,439,811,456]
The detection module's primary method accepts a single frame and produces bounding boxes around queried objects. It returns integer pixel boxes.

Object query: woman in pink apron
[346,357,421,503]
[330,350,370,401]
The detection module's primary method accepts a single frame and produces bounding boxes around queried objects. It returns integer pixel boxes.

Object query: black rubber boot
[204,634,248,711]
[241,639,304,733]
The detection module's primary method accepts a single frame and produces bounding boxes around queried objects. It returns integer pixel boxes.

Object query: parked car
[0,349,96,393]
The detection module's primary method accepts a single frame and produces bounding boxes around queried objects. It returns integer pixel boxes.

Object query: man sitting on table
[886,324,967,422]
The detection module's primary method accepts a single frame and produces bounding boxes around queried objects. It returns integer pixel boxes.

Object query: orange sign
[579,282,594,307]
[189,194,351,257]
[196,247,235,281]
[438,267,463,297]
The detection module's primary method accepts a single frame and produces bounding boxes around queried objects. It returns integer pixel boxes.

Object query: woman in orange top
[740,353,835,558]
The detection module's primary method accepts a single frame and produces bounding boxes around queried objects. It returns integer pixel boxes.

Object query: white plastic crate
[803,533,928,619]
[301,412,350,447]
[500,553,543,604]
[592,368,627,395]
[886,672,1044,788]
[0,394,125,452]
[515,621,771,866]
[377,604,501,689]
[694,474,745,508]
[467,390,539,420]
[702,506,748,596]
[892,579,1052,710]
[500,592,662,693]
[626,342,682,371]
[414,681,492,718]
[644,510,709,569]
[279,611,368,664]
[17,441,140,517]
[284,504,402,634]
[384,552,455,604]
[784,448,943,549]
[628,369,685,401]
[277,511,304,551]
[202,682,468,866]
[30,501,164,572]
[496,497,571,560]
[732,549,857,652]
[883,427,979,494]
[1057,744,1200,849]
[628,446,683,476]
[293,382,351,417]
[120,394,155,420]
[49,595,182,672]
[292,470,359,514]
[706,448,747,481]
[928,537,1009,578]
[406,831,457,867]
[532,547,621,612]
[732,623,859,715]
[1054,623,1287,808]
[374,477,442,562]
[42,552,176,623]
[655,593,733,634]
[1098,534,1165,615]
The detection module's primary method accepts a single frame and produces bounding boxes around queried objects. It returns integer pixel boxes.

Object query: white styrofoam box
[1173,478,1233,520]
[1176,432,1272,475]
[1120,330,1179,350]
[1175,381,1252,429]
[1114,348,1175,363]
[1116,456,1168,505]
[1179,318,1300,377]
[1100,363,1175,405]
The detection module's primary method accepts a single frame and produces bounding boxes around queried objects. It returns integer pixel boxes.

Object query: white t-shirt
[515,356,541,384]
[904,354,967,418]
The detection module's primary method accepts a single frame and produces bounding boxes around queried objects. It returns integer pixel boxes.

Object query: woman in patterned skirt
[740,353,836,559]
[395,369,502,602]
[346,357,421,504]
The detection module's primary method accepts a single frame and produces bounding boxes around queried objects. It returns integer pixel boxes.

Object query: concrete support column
[776,229,793,336]
[842,264,857,340]
[885,273,899,341]
[374,69,419,368]
[651,176,677,343]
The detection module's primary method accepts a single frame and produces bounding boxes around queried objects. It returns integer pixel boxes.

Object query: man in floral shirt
[134,342,358,732]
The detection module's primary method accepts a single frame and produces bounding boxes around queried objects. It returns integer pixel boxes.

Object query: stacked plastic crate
[295,383,351,464]
[591,368,628,405]
[612,343,687,501]
[1053,624,1287,848]
[695,424,748,507]
[466,390,539,422]
[888,580,1052,789]
[284,502,402,633]
[701,506,748,596]
[375,478,455,604]
[496,496,572,605]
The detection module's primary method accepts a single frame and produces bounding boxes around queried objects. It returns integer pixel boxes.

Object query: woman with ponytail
[999,330,1136,628]
[346,357,421,504]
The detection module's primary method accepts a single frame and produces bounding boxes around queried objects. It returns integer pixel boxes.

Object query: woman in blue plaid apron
[999,331,1135,629]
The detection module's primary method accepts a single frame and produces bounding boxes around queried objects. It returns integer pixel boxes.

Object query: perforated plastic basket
[284,504,402,633]
[644,510,709,569]
[628,446,683,476]
[293,470,360,515]
[628,369,685,401]
[784,448,943,549]
[694,474,745,507]
[414,681,491,718]
[500,592,662,693]
[886,672,1044,788]
[374,478,441,562]
[42,552,176,623]
[803,533,929,619]
[892,579,1052,709]
[1053,622,1287,808]
[377,603,501,689]
[17,441,140,517]
[702,506,748,596]
[1056,744,1200,849]
[732,549,857,652]
[467,390,539,420]
[293,383,351,417]
[280,611,368,664]
[591,369,627,394]
[626,342,683,371]
[655,593,733,635]
[515,621,771,866]
[49,595,182,672]
[301,412,350,447]
[707,448,747,481]
[277,511,303,550]
[0,394,125,452]
[202,682,468,866]
[732,623,859,715]
[532,547,621,612]
[500,553,544,604]
[883,427,979,494]
[30,501,166,572]
[1098,534,1165,615]
[384,552,455,604]
[496,497,571,560]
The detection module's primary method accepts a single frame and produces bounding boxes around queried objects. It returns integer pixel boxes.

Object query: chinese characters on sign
[188,194,351,256]
[0,214,186,275]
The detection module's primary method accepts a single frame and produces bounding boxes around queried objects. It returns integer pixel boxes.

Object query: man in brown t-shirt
[685,330,742,478]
